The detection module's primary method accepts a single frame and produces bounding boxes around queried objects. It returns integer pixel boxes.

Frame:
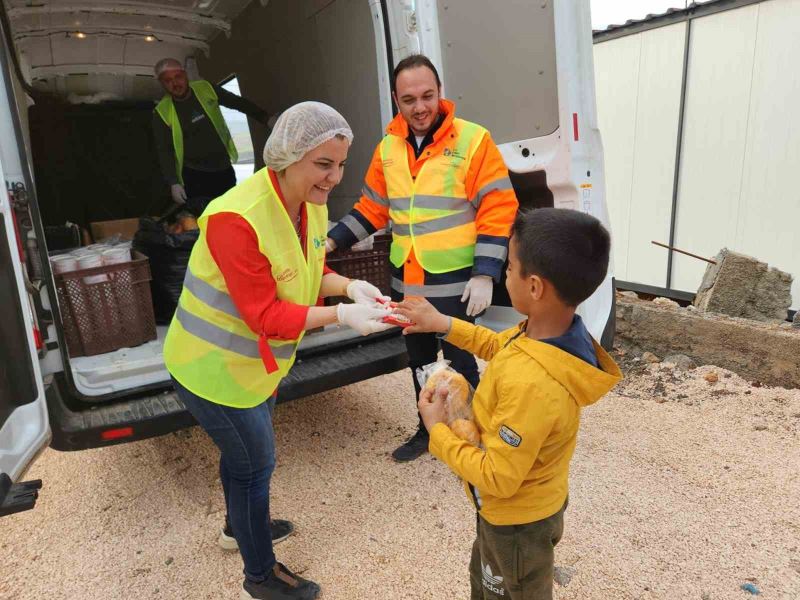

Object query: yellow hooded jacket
[429,318,622,526]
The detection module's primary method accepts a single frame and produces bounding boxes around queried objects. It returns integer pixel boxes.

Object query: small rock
[652,296,679,308]
[164,556,174,566]
[752,381,762,388]
[704,372,719,384]
[740,582,760,595]
[553,565,575,587]
[702,592,711,600]
[620,291,638,299]
[753,424,768,431]
[664,354,697,371]
[642,351,661,364]
[686,304,697,311]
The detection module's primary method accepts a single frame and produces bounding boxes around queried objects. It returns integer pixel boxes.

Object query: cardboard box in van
[90,218,140,242]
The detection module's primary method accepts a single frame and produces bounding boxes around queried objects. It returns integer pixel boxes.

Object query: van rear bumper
[48,334,408,451]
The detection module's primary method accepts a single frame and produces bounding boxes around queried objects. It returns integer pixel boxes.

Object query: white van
[0,0,613,515]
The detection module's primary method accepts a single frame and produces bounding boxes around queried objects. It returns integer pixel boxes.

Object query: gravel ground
[2,359,800,600]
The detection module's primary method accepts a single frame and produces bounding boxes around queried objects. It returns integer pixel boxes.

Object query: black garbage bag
[133,218,199,324]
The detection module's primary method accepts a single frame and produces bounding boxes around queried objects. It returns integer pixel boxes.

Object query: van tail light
[33,326,43,350]
[101,427,134,441]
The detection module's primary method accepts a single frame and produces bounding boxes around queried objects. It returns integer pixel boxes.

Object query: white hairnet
[263,101,353,171]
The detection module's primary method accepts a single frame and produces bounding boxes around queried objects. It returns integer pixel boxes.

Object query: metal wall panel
[672,5,760,291]
[593,35,641,280]
[736,0,800,308]
[594,23,686,286]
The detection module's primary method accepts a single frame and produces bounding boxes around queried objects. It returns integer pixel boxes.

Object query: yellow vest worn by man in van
[163,169,326,408]
[154,80,238,186]
[382,118,487,274]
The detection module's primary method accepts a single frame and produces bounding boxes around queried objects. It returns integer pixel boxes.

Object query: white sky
[591,0,689,29]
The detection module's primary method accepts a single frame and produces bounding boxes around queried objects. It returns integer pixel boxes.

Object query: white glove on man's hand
[346,279,390,305]
[336,303,394,335]
[460,275,494,317]
[325,237,337,253]
[170,183,187,205]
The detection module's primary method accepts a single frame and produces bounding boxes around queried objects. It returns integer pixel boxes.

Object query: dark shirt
[407,112,446,159]
[153,83,267,185]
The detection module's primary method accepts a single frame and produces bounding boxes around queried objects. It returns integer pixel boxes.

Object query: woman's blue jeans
[172,377,277,582]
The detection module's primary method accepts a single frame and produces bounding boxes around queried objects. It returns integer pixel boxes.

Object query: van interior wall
[28,101,172,231]
[199,0,384,221]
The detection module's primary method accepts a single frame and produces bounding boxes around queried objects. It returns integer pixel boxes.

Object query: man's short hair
[391,54,441,93]
[511,208,610,307]
[154,58,184,78]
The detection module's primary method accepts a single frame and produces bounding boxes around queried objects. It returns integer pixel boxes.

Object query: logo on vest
[443,147,465,162]
[276,268,298,283]
[481,562,505,596]
[312,236,326,250]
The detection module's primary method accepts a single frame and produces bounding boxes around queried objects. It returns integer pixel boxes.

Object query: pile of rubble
[615,249,799,388]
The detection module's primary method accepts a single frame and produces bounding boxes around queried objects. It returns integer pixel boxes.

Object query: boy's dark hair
[511,208,610,307]
[392,54,441,93]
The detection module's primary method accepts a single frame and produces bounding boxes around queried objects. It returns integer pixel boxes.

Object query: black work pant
[401,294,481,433]
[182,164,236,216]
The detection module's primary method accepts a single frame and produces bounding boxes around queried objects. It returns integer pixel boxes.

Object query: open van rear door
[395,0,615,344]
[0,153,49,516]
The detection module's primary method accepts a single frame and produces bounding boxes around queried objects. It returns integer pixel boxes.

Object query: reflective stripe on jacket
[154,80,238,185]
[383,117,486,273]
[163,169,326,408]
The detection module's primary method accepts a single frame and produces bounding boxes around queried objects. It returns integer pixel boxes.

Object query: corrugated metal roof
[593,0,767,40]
[594,1,718,34]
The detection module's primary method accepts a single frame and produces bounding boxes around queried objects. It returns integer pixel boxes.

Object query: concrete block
[616,295,800,389]
[695,249,792,322]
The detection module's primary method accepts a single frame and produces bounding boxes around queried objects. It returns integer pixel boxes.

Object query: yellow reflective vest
[154,80,238,186]
[163,169,327,408]
[383,118,487,273]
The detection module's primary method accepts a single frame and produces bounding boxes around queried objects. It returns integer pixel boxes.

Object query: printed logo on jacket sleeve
[499,425,521,447]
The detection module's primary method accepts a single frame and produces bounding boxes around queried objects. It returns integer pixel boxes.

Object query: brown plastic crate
[54,251,157,357]
[325,233,392,304]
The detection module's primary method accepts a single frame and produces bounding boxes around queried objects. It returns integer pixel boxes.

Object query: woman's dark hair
[392,54,441,93]
[511,208,611,307]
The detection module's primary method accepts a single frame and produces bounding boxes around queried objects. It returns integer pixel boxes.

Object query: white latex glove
[325,237,337,253]
[346,279,390,305]
[336,303,394,335]
[460,275,494,317]
[170,183,187,205]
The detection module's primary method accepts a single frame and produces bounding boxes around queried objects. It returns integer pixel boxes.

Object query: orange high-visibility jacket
[329,99,518,297]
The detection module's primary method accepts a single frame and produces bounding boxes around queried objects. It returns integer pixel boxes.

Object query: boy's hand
[395,298,450,335]
[418,387,448,432]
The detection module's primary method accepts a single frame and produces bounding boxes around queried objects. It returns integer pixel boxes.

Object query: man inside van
[327,54,519,462]
[152,57,271,212]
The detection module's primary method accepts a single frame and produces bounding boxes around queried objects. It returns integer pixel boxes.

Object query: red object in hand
[383,314,413,328]
[376,298,414,327]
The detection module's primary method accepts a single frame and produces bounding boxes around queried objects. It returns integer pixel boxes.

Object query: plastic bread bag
[416,360,481,446]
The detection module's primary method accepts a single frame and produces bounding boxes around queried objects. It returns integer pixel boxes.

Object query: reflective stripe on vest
[382,118,486,274]
[163,168,326,408]
[155,80,238,186]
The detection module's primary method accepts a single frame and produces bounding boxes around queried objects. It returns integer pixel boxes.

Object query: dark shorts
[470,501,567,600]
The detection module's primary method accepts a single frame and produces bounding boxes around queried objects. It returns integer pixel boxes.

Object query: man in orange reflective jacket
[327,54,518,462]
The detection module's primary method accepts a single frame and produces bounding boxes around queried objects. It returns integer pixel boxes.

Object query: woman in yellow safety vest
[163,102,393,600]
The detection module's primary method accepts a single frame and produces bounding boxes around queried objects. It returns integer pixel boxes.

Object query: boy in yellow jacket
[397,208,622,599]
